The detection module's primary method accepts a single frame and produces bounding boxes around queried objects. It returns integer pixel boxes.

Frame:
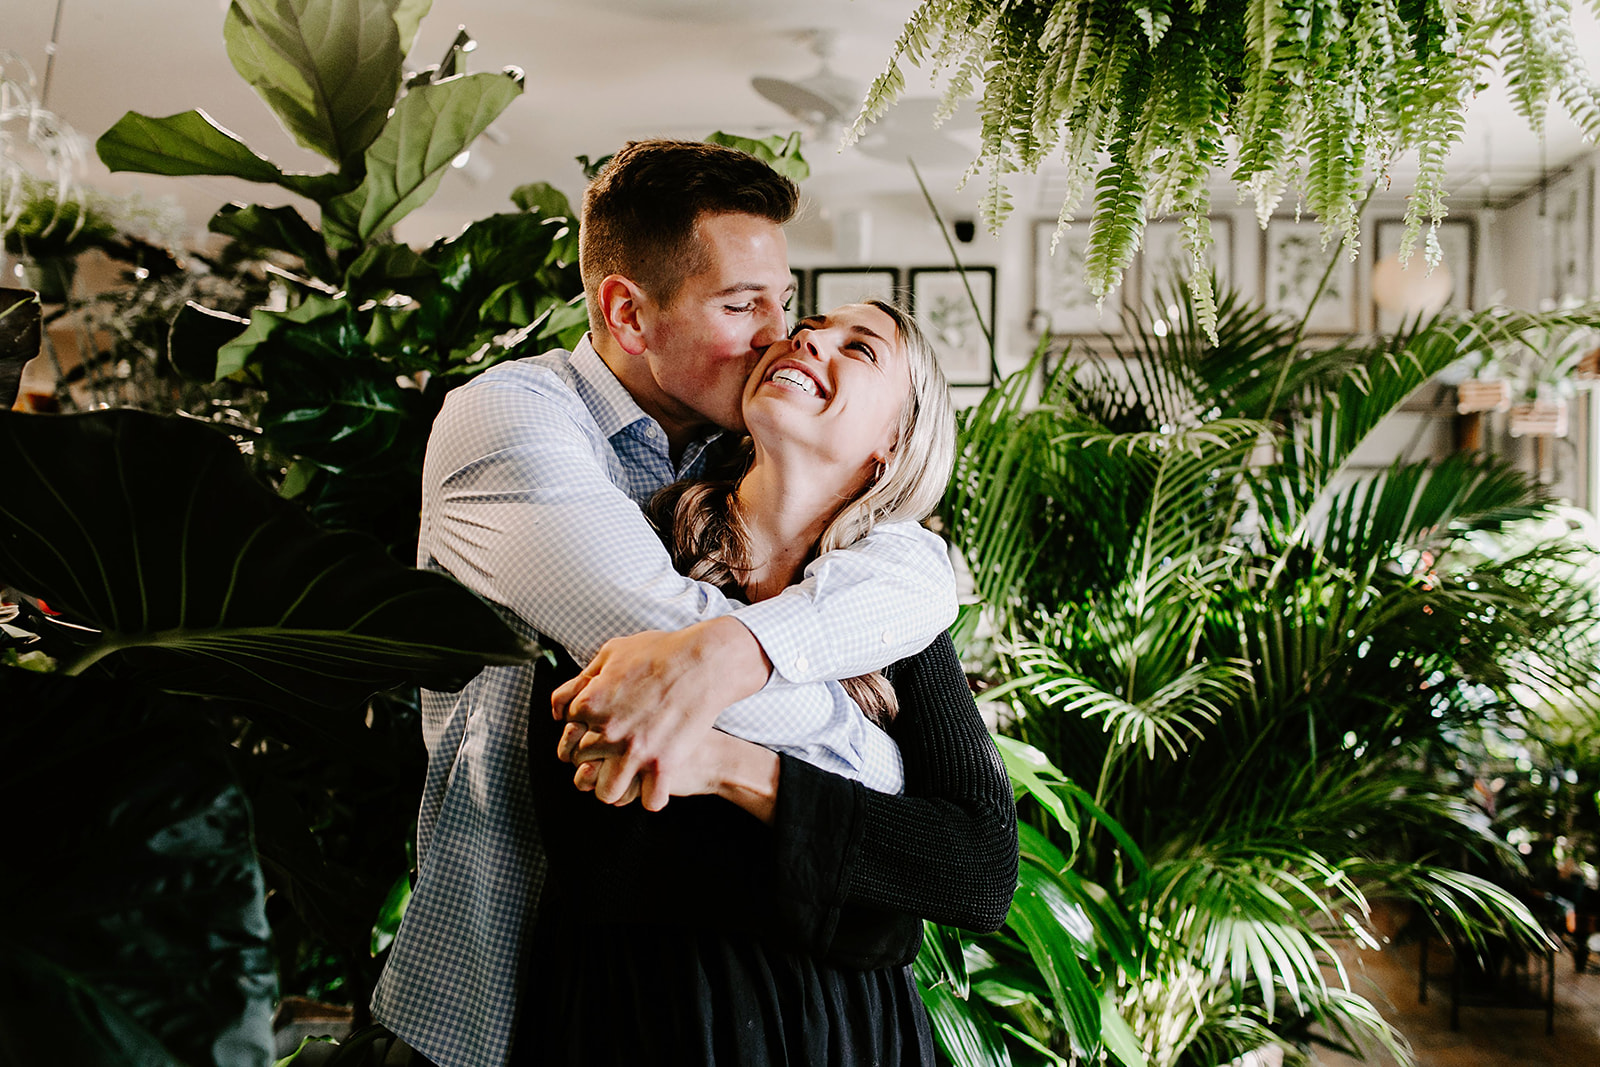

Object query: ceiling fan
[751,31,975,169]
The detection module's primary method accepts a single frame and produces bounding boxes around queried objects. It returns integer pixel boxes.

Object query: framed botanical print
[809,268,900,317]
[909,266,996,386]
[1033,220,1122,335]
[1263,219,1358,334]
[786,269,806,329]
[1136,217,1234,321]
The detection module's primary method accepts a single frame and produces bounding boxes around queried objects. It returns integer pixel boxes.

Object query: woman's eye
[850,342,878,364]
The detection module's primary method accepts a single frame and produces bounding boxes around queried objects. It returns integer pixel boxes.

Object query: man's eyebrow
[710,281,780,297]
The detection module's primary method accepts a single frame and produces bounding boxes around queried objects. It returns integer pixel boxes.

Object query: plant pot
[20,257,76,303]
[1508,398,1569,438]
[1456,378,1511,413]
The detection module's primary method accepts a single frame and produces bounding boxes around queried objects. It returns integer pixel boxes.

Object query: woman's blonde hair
[651,300,957,725]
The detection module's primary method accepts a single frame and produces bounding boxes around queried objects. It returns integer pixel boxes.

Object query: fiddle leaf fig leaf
[0,409,531,711]
[392,0,433,57]
[323,69,524,247]
[0,669,275,1066]
[224,0,404,167]
[209,202,337,280]
[0,288,42,411]
[97,108,286,184]
[169,302,251,382]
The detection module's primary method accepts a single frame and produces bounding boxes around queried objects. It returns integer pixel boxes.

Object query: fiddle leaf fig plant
[854,0,1600,343]
[94,0,585,559]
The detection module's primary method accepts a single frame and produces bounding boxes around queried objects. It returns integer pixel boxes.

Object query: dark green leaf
[0,668,275,1066]
[370,871,413,956]
[210,202,337,280]
[224,0,404,166]
[345,243,437,302]
[217,293,353,379]
[916,981,1014,1067]
[0,409,531,710]
[1100,994,1147,1067]
[323,70,524,247]
[96,108,286,184]
[169,301,251,382]
[392,0,431,57]
[0,288,42,410]
[1006,874,1102,1056]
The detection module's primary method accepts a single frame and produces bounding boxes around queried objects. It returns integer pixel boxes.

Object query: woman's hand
[559,723,780,824]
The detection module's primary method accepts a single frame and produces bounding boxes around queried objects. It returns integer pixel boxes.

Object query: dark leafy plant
[0,406,531,1062]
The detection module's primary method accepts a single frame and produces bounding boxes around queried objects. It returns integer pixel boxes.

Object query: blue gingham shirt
[371,337,957,1067]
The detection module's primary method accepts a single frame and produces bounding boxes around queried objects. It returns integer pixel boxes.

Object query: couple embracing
[371,139,1019,1067]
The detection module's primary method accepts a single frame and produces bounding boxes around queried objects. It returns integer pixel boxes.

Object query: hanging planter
[1508,397,1569,438]
[1456,378,1512,414]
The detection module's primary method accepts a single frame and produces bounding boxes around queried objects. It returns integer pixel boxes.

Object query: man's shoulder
[453,348,583,405]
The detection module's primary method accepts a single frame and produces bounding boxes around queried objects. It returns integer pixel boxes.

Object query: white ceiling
[9,0,1600,246]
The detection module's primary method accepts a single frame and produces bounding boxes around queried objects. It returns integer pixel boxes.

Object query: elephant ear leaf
[323,69,524,248]
[0,409,531,713]
[0,669,275,1066]
[0,288,41,410]
[224,0,404,167]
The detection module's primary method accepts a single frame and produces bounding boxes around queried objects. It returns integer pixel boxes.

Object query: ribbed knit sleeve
[771,631,1019,951]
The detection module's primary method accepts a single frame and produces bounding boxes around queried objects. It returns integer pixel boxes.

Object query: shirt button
[646,425,658,439]
[881,629,894,644]
[793,654,809,674]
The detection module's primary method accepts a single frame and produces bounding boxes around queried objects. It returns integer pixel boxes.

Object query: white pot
[1456,378,1511,413]
[1508,398,1569,438]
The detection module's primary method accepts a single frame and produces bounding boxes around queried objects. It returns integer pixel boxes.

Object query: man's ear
[598,275,649,356]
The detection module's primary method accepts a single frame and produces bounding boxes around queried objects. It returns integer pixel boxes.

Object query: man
[370,140,957,1067]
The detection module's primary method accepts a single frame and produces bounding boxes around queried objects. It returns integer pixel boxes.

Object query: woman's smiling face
[742,302,911,481]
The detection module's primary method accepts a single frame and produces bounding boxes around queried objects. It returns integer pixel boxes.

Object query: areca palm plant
[928,286,1600,1066]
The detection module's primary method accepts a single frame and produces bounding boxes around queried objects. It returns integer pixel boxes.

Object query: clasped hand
[550,617,770,811]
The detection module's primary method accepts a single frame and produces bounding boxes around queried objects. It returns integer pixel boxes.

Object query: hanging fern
[851,0,1600,342]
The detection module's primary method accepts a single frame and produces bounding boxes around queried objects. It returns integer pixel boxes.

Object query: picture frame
[808,268,900,317]
[1263,218,1358,335]
[1550,167,1594,303]
[1033,220,1123,336]
[1136,217,1234,322]
[786,269,806,329]
[1371,218,1475,334]
[909,266,996,386]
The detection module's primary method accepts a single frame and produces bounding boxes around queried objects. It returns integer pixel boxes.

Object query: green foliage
[0,287,40,409]
[0,669,276,1066]
[855,0,1600,342]
[94,0,575,560]
[934,285,1600,1065]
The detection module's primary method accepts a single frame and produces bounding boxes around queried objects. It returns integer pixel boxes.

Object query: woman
[517,301,1018,1065]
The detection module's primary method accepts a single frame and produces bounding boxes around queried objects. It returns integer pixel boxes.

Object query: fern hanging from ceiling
[850,0,1600,342]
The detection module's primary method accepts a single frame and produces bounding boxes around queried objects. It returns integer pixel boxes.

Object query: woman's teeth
[771,368,817,396]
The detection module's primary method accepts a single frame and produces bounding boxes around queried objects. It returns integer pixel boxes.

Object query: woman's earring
[874,460,887,484]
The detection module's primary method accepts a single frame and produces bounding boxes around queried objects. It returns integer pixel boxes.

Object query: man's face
[639,211,792,435]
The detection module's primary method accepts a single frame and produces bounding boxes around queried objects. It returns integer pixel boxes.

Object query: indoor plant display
[854,0,1600,342]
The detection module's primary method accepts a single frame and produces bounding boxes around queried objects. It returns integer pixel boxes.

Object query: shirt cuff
[732,594,832,684]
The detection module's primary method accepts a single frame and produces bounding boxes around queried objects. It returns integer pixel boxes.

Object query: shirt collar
[568,334,657,442]
[568,333,731,475]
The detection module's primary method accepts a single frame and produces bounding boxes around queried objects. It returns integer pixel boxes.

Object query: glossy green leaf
[994,734,1077,838]
[0,287,41,410]
[1100,993,1147,1067]
[96,108,286,184]
[169,301,251,381]
[345,243,437,303]
[217,293,352,379]
[1007,870,1102,1056]
[210,202,337,280]
[369,870,413,956]
[916,981,1014,1067]
[0,668,275,1065]
[0,409,531,710]
[323,70,524,247]
[224,0,404,166]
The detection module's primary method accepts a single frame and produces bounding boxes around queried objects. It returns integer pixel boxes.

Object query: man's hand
[551,616,771,810]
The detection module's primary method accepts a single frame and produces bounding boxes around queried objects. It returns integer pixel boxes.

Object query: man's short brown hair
[579,139,800,330]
